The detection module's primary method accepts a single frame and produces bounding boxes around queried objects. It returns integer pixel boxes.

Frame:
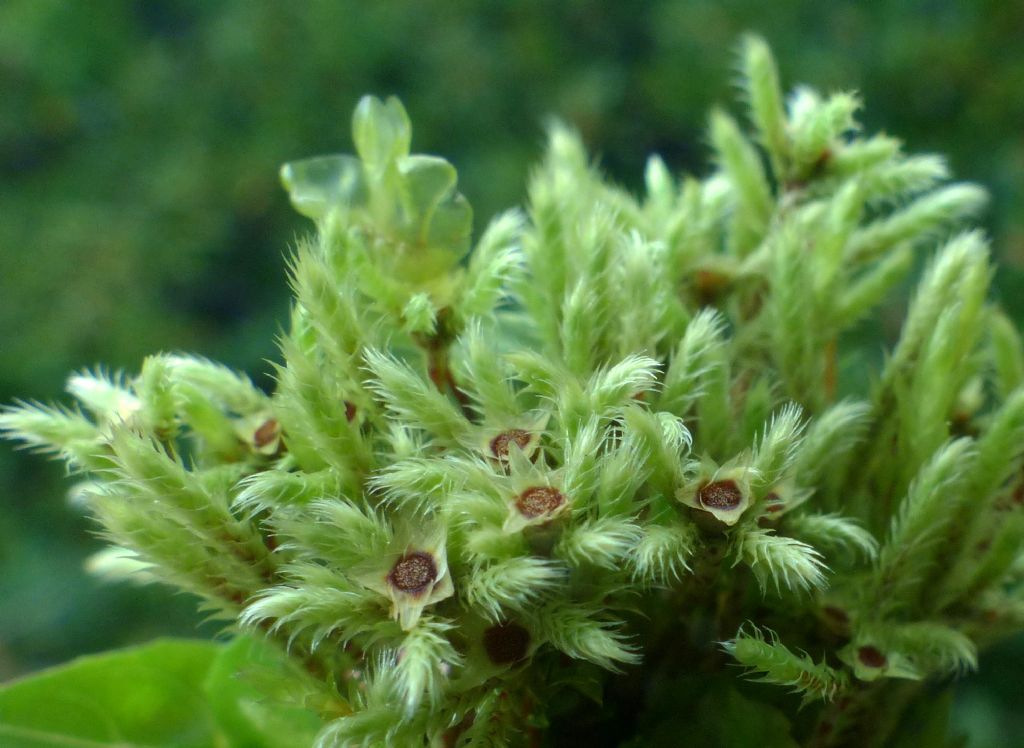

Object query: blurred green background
[2,0,1023,743]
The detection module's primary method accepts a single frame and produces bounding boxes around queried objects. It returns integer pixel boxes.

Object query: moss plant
[3,37,1023,747]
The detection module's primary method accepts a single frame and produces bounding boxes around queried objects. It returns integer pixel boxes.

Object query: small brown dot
[822,606,849,625]
[253,418,279,448]
[698,480,743,510]
[857,645,887,669]
[388,552,437,594]
[694,269,730,306]
[489,429,532,460]
[483,622,531,665]
[811,147,832,174]
[516,486,565,519]
[345,401,357,422]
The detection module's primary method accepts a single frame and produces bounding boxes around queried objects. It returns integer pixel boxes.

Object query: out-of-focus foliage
[4,1,1024,395]
[0,639,222,746]
[1,1,1023,743]
[4,40,1021,745]
[0,636,323,747]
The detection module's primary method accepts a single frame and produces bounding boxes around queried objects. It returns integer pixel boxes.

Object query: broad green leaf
[0,639,221,748]
[399,156,457,221]
[889,689,958,748]
[627,674,798,748]
[279,155,365,221]
[282,95,473,285]
[203,636,323,748]
[711,687,800,748]
[351,95,411,168]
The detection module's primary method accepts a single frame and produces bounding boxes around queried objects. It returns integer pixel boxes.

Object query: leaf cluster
[4,37,1023,748]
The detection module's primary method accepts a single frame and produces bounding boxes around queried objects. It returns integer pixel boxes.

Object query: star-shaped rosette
[462,410,550,470]
[677,453,758,526]
[499,444,570,534]
[351,522,454,630]
[838,638,921,682]
[234,412,283,457]
[754,478,812,525]
[448,613,538,693]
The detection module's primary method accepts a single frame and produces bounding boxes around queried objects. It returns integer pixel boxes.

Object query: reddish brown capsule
[811,147,832,175]
[822,606,849,626]
[694,268,730,306]
[387,552,437,595]
[857,645,887,669]
[262,531,280,552]
[483,622,531,665]
[253,418,279,448]
[698,480,743,511]
[489,429,532,461]
[345,401,357,422]
[758,494,785,527]
[515,486,565,519]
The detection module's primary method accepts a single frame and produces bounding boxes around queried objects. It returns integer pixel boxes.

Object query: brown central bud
[857,645,887,669]
[253,418,279,448]
[483,622,531,665]
[516,486,565,519]
[698,480,743,510]
[489,429,532,460]
[387,552,437,594]
[695,268,730,306]
[822,606,849,625]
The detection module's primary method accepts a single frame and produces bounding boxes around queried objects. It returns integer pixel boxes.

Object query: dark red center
[483,622,531,665]
[857,645,887,669]
[387,552,437,594]
[516,486,565,519]
[489,429,532,460]
[253,418,279,448]
[822,606,849,625]
[698,480,743,510]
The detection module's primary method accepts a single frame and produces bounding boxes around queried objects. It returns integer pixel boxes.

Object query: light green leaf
[627,676,798,748]
[203,637,323,748]
[351,95,411,167]
[0,639,221,748]
[279,155,365,221]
